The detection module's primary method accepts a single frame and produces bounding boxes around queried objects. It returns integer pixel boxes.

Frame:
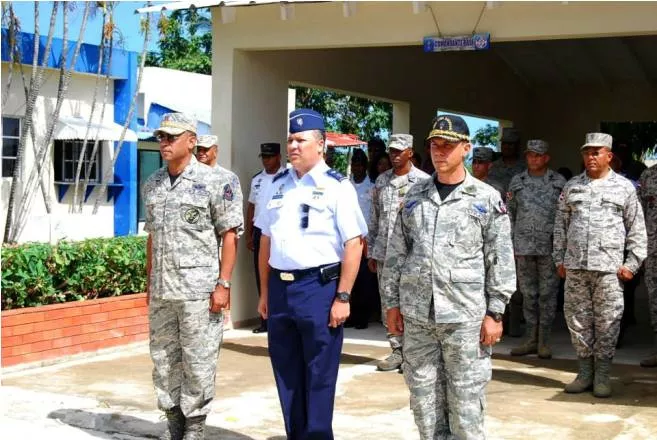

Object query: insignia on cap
[297,117,303,127]
[436,116,452,132]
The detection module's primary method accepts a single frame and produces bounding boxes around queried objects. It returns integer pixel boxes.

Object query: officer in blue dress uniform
[254,108,368,439]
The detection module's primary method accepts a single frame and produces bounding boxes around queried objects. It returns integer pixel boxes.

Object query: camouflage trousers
[516,255,560,329]
[149,298,224,417]
[646,254,657,333]
[403,318,491,440]
[564,270,623,359]
[377,265,403,351]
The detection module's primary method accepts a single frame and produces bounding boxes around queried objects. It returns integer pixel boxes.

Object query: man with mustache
[554,132,647,398]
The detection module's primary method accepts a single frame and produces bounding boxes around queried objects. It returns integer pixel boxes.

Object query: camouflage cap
[427,115,470,143]
[387,134,414,151]
[154,113,197,136]
[472,147,494,162]
[501,128,521,144]
[581,132,613,150]
[196,135,218,148]
[526,139,549,154]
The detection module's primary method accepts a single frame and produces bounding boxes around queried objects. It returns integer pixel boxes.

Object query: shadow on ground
[48,408,256,440]
[222,341,378,365]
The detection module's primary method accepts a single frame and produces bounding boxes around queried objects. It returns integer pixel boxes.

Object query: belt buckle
[279,272,295,282]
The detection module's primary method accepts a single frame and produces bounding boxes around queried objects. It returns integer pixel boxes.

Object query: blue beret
[289,108,325,134]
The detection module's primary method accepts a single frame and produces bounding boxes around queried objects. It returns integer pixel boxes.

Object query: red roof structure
[325,132,366,148]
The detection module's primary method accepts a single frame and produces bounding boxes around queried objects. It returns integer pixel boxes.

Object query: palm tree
[11,2,91,243]
[92,7,152,214]
[4,1,59,243]
[72,2,109,213]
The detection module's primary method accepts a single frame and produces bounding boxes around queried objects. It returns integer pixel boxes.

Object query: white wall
[1,64,116,243]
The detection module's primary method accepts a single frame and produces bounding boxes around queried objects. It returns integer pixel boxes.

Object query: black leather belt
[272,263,340,282]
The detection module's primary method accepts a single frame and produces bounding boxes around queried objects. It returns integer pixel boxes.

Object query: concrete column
[392,101,410,134]
[212,45,289,326]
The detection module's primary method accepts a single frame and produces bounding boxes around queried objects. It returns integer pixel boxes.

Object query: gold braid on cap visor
[427,129,470,142]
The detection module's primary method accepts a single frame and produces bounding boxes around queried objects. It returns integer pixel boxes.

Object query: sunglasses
[157,133,183,143]
[301,204,309,229]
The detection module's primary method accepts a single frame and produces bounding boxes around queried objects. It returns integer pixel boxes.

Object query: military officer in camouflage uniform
[368,134,430,372]
[144,114,244,439]
[488,128,526,191]
[640,163,657,367]
[553,132,646,398]
[471,146,505,197]
[381,115,515,439]
[508,140,566,359]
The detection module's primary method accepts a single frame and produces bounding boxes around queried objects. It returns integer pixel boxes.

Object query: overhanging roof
[55,116,138,142]
[326,132,365,148]
[135,0,323,14]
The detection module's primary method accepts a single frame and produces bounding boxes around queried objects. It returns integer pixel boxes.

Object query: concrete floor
[2,315,657,440]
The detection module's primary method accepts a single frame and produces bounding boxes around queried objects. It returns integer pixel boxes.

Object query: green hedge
[1,236,147,310]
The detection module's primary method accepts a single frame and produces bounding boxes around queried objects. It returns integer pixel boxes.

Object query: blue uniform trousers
[267,271,343,440]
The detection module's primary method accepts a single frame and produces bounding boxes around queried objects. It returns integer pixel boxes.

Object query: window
[2,117,20,177]
[54,140,101,183]
[138,149,163,221]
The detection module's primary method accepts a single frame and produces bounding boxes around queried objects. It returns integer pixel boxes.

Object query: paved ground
[2,313,657,440]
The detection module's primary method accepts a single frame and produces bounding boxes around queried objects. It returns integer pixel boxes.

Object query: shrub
[1,236,146,310]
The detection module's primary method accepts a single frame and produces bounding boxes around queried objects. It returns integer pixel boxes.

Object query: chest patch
[183,207,201,224]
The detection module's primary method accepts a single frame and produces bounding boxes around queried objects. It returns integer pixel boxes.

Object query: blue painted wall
[2,29,138,237]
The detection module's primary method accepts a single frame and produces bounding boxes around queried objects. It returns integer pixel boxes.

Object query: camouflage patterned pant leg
[378,265,403,351]
[645,255,657,333]
[150,299,183,411]
[537,255,559,330]
[517,256,539,327]
[564,270,623,359]
[402,318,449,440]
[179,299,224,417]
[403,318,490,440]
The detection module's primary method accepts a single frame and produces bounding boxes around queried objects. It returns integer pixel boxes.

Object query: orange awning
[325,132,366,148]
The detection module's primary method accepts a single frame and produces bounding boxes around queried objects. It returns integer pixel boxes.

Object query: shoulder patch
[496,199,508,214]
[273,169,290,183]
[326,168,347,182]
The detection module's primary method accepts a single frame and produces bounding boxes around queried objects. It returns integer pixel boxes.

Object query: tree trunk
[1,3,17,106]
[12,2,91,243]
[81,9,115,213]
[92,10,151,214]
[72,12,106,213]
[4,1,59,244]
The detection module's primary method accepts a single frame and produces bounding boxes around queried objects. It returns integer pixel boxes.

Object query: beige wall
[211,1,657,325]
[1,64,116,243]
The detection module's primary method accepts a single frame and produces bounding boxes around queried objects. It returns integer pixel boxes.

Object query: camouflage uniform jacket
[368,166,430,261]
[143,157,244,301]
[639,165,657,257]
[553,170,647,274]
[488,158,526,191]
[213,164,245,238]
[380,172,516,323]
[508,169,566,256]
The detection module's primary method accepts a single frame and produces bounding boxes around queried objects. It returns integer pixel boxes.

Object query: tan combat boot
[377,347,403,371]
[640,333,657,367]
[537,326,552,359]
[593,358,612,398]
[183,415,207,440]
[564,357,594,393]
[510,326,538,356]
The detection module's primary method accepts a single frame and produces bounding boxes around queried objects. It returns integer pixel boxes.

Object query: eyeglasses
[157,133,183,144]
[301,204,309,229]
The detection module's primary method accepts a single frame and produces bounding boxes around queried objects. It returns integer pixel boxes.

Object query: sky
[10,1,163,53]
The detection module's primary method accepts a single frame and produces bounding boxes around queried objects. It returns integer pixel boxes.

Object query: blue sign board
[423,33,491,52]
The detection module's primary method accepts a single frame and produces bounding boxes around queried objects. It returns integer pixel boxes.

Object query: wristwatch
[216,278,231,288]
[485,310,503,323]
[335,291,351,303]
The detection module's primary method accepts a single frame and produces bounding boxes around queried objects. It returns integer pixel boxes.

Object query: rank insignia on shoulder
[326,169,346,181]
[273,169,290,183]
[223,184,234,201]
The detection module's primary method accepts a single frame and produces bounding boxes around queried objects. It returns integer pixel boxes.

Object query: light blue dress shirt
[255,161,368,270]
